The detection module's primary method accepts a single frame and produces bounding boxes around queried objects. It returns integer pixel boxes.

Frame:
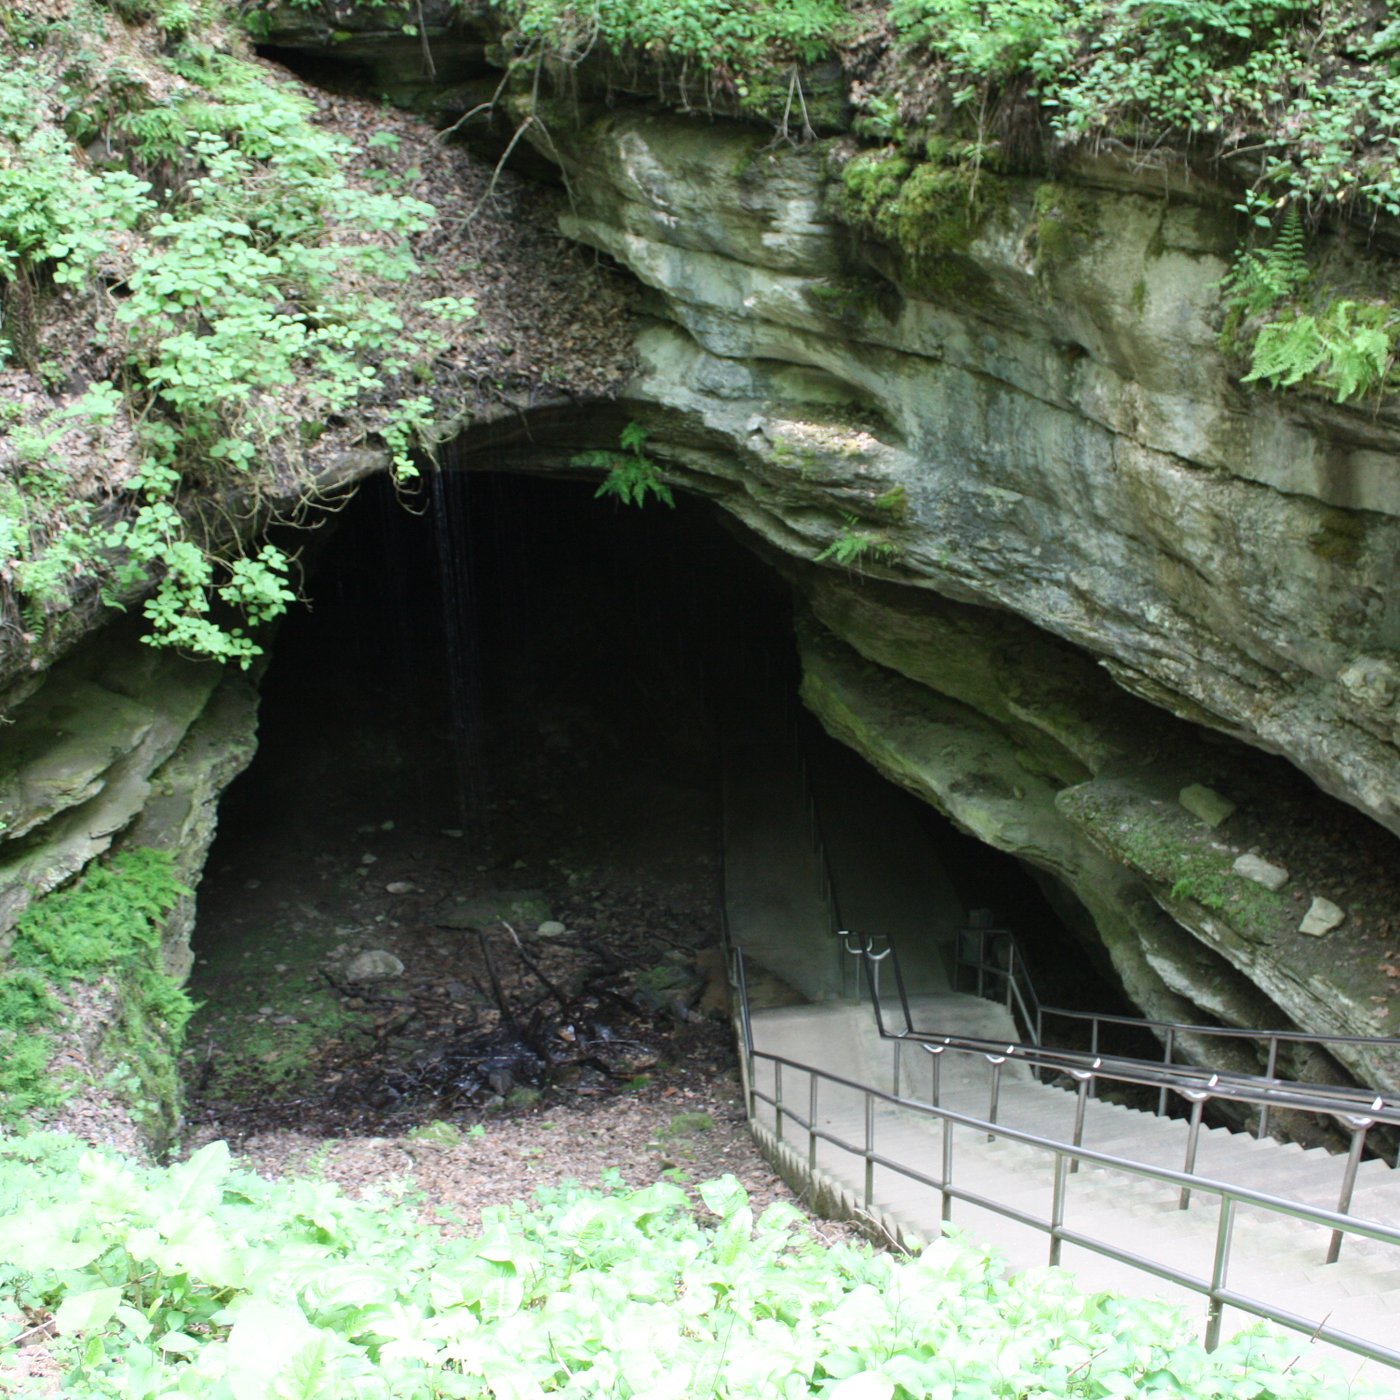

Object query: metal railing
[847,931,1400,1259]
[955,922,1400,1132]
[956,917,1044,1046]
[729,945,1400,1372]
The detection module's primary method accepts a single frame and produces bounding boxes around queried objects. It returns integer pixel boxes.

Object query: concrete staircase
[748,1000,1400,1391]
[722,720,1400,1391]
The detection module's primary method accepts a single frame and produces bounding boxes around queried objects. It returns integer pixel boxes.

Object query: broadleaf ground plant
[0,1135,1378,1397]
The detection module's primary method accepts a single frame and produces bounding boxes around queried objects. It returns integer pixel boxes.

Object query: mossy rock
[1057,780,1292,946]
[1029,181,1100,269]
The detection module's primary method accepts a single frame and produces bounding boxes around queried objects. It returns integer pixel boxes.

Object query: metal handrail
[956,923,1044,1045]
[851,934,1400,1253]
[956,924,1400,1122]
[717,752,1400,1370]
[950,927,1400,1119]
[746,1038,1400,1369]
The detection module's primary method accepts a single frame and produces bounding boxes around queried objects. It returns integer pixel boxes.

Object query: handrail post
[927,1043,944,1108]
[864,1091,875,1208]
[808,1074,819,1172]
[1088,1020,1100,1099]
[893,1038,902,1099]
[1205,1196,1235,1352]
[774,1061,784,1144]
[1259,1036,1279,1138]
[987,1053,1007,1142]
[1158,1026,1175,1117]
[1005,940,1016,1013]
[1049,1151,1068,1268]
[1070,1064,1095,1174]
[1328,1109,1378,1264]
[940,1118,954,1223]
[1180,1084,1213,1210]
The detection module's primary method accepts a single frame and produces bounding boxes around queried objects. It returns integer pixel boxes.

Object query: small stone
[345,948,405,981]
[441,828,464,839]
[1232,854,1289,891]
[537,920,567,937]
[360,853,377,865]
[258,1005,275,1016]
[380,820,395,831]
[385,880,417,895]
[1300,898,1345,937]
[1179,785,1236,828]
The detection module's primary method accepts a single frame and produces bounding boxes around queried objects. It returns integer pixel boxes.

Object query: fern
[574,423,675,509]
[1220,206,1309,319]
[1318,301,1392,402]
[1243,300,1395,401]
[1243,313,1325,387]
[816,512,900,568]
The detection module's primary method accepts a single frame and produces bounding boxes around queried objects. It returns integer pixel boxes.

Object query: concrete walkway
[723,725,1400,1393]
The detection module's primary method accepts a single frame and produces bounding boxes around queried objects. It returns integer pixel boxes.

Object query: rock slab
[1232,854,1289,891]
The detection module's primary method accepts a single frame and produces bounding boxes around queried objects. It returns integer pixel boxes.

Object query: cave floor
[177,643,828,1222]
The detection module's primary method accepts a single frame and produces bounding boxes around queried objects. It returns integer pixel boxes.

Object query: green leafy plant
[493,0,845,96]
[816,512,900,569]
[0,1138,1370,1397]
[0,16,477,665]
[576,422,675,509]
[1220,207,1398,402]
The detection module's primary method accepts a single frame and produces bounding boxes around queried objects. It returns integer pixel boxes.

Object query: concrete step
[745,1002,1400,1390]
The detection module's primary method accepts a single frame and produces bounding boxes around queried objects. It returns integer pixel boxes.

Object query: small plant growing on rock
[575,422,675,509]
[816,512,900,570]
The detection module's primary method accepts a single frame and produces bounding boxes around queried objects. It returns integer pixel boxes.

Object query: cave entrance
[184,469,1091,1136]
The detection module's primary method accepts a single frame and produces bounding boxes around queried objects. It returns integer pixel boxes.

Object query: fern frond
[1243,313,1324,387]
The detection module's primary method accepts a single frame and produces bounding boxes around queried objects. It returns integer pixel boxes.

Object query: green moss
[1063,788,1290,944]
[892,162,990,261]
[831,148,914,236]
[1,847,192,1143]
[874,485,911,521]
[188,974,366,1103]
[1030,182,1100,269]
[832,149,1005,297]
[663,1110,715,1136]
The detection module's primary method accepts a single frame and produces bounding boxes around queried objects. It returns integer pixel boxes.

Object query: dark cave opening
[186,468,1117,1129]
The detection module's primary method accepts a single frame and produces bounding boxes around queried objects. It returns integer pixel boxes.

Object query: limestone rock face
[0,624,258,974]
[508,108,1400,1076]
[539,111,1400,843]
